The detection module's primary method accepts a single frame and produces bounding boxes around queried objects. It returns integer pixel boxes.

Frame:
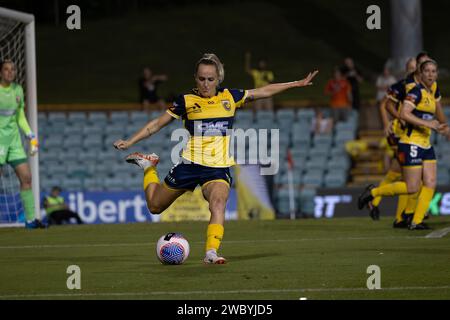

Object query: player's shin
[371,181,408,197]
[395,194,408,222]
[372,170,402,207]
[205,223,224,253]
[143,166,160,191]
[412,186,434,225]
[20,189,35,222]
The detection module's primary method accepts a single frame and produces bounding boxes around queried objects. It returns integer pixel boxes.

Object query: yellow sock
[371,182,408,198]
[206,223,224,252]
[143,166,160,191]
[395,194,408,222]
[372,170,402,207]
[412,186,434,225]
[405,191,419,214]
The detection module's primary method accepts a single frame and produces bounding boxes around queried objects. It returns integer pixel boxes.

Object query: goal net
[0,7,40,227]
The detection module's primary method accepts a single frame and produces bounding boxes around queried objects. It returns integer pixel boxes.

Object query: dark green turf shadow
[225,252,281,262]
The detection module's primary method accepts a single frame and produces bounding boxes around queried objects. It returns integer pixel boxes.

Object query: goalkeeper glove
[27,133,39,156]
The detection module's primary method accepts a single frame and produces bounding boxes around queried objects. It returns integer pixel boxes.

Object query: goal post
[0,7,40,223]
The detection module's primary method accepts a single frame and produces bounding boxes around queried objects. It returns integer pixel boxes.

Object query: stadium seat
[330,145,346,157]
[334,131,356,145]
[63,135,83,149]
[130,111,150,124]
[299,187,316,216]
[63,125,83,136]
[305,156,327,171]
[105,125,125,137]
[83,177,102,191]
[297,108,315,123]
[83,136,103,149]
[67,112,87,124]
[324,171,347,188]
[88,112,108,125]
[313,134,332,148]
[47,112,67,123]
[66,162,89,178]
[44,123,67,135]
[62,177,84,191]
[327,155,350,171]
[302,170,324,187]
[104,176,127,191]
[82,124,105,136]
[110,111,129,124]
[437,168,450,186]
[38,112,47,123]
[255,110,274,122]
[276,109,295,128]
[41,163,63,180]
[335,121,356,133]
[309,145,329,158]
[43,136,64,149]
[56,147,83,163]
[150,110,164,119]
[235,110,253,123]
[41,176,62,193]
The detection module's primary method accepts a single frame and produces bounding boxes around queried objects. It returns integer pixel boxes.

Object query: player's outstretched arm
[114,112,174,150]
[245,70,318,102]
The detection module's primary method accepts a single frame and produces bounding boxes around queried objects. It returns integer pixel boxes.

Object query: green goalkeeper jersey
[0,82,31,140]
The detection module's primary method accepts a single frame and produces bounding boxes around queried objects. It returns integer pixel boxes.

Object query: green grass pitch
[0,216,449,300]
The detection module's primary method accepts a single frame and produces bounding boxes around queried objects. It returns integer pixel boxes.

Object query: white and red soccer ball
[156,233,190,265]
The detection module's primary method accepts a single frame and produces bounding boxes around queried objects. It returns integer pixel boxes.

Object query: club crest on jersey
[221,99,231,111]
[16,96,21,104]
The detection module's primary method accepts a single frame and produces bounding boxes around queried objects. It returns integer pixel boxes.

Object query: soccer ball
[156,233,190,265]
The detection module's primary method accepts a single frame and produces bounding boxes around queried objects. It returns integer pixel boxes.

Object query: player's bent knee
[148,204,164,215]
[406,183,420,194]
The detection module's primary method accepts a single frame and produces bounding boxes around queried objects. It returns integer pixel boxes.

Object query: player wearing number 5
[359,60,449,230]
[0,59,43,229]
[114,53,318,264]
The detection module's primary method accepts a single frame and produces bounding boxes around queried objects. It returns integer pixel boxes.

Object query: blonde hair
[195,53,225,83]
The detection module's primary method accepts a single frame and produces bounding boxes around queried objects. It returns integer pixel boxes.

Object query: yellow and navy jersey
[167,87,248,168]
[400,82,441,148]
[386,73,416,138]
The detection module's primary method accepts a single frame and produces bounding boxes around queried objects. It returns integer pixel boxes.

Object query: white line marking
[0,236,425,250]
[425,227,450,239]
[0,286,449,299]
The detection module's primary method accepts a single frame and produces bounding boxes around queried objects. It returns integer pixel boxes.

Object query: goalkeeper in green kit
[0,59,45,228]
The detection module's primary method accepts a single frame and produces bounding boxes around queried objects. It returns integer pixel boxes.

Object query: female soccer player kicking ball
[114,53,318,263]
[0,59,43,229]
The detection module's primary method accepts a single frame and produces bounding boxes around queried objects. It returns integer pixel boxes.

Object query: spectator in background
[245,52,274,111]
[324,67,352,122]
[139,67,168,112]
[311,108,334,135]
[370,66,397,130]
[340,57,363,111]
[376,67,397,103]
[43,186,83,225]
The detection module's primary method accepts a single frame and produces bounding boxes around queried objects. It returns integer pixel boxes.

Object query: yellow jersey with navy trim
[401,82,441,148]
[387,73,440,139]
[167,87,248,167]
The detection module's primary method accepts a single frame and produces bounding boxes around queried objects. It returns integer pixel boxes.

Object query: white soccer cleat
[125,152,159,170]
[203,249,227,265]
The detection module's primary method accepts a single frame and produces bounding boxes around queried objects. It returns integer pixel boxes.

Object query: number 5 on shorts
[410,145,418,158]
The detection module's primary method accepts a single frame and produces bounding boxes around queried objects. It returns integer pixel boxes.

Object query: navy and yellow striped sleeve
[166,94,186,119]
[435,84,441,101]
[404,85,422,108]
[387,80,405,103]
[228,88,248,108]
